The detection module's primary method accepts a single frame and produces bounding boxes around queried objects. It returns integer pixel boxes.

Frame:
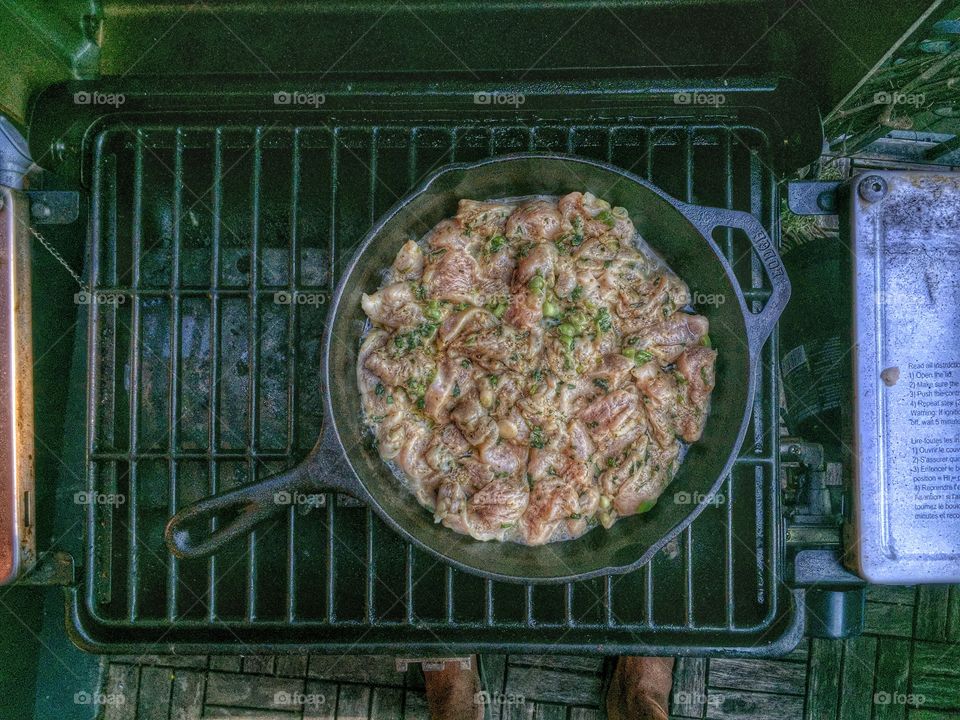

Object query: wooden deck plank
[671,657,708,718]
[909,710,960,720]
[309,655,404,686]
[505,665,601,706]
[275,655,309,678]
[336,684,372,719]
[912,673,960,710]
[502,701,536,720]
[169,669,205,720]
[915,587,950,642]
[533,703,567,719]
[865,600,915,638]
[401,690,431,720]
[103,664,140,720]
[874,638,911,720]
[204,708,294,719]
[837,636,878,720]
[370,687,404,720]
[136,666,173,720]
[708,658,806,696]
[705,689,804,720]
[303,680,337,720]
[913,640,960,678]
[205,670,305,711]
[509,655,604,673]
[113,654,208,669]
[243,656,276,675]
[805,638,842,720]
[866,586,916,606]
[784,640,810,663]
[569,708,602,720]
[950,587,960,642]
[208,656,243,673]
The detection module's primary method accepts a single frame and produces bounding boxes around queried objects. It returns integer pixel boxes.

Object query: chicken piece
[506,200,564,241]
[426,218,475,253]
[578,388,640,437]
[589,354,636,392]
[558,191,635,244]
[438,307,498,345]
[450,395,499,447]
[479,440,527,476]
[675,345,717,442]
[423,249,481,305]
[610,440,679,516]
[396,422,433,483]
[466,479,529,540]
[364,345,434,388]
[636,369,682,448]
[625,312,709,362]
[520,478,580,545]
[391,240,425,281]
[505,242,557,330]
[617,273,690,321]
[456,199,513,238]
[424,424,471,473]
[423,356,474,424]
[361,282,425,329]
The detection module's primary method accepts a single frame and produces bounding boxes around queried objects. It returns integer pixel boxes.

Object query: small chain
[28,226,86,289]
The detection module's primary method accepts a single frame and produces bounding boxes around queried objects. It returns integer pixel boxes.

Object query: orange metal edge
[0,187,35,584]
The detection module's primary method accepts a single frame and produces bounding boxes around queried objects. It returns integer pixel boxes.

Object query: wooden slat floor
[98,586,960,719]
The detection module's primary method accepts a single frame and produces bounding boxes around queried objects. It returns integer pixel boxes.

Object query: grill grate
[78,120,793,653]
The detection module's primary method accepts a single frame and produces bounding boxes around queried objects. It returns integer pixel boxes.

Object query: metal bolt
[790,444,802,455]
[858,175,887,203]
[816,190,836,212]
[32,203,51,220]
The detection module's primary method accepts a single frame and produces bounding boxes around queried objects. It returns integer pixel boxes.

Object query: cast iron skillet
[164,153,790,583]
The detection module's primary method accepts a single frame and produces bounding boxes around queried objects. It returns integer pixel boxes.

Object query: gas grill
[4,1,950,660]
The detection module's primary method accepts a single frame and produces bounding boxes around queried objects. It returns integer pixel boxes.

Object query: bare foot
[606,656,674,720]
[422,656,484,720]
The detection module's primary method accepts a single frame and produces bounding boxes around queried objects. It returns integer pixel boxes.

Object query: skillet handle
[691,206,791,350]
[164,428,361,560]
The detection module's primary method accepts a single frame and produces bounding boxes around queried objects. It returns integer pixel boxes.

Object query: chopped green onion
[635,349,654,365]
[701,333,712,348]
[528,274,545,293]
[557,323,577,337]
[542,299,560,318]
[571,285,583,301]
[424,300,443,322]
[596,210,616,228]
[595,307,612,333]
[530,426,545,449]
[375,382,385,396]
[489,234,506,252]
[636,499,657,514]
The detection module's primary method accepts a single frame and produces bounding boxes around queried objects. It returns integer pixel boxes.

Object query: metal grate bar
[207,127,224,623]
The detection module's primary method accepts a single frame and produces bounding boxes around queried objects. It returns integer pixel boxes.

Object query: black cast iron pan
[164,153,790,583]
